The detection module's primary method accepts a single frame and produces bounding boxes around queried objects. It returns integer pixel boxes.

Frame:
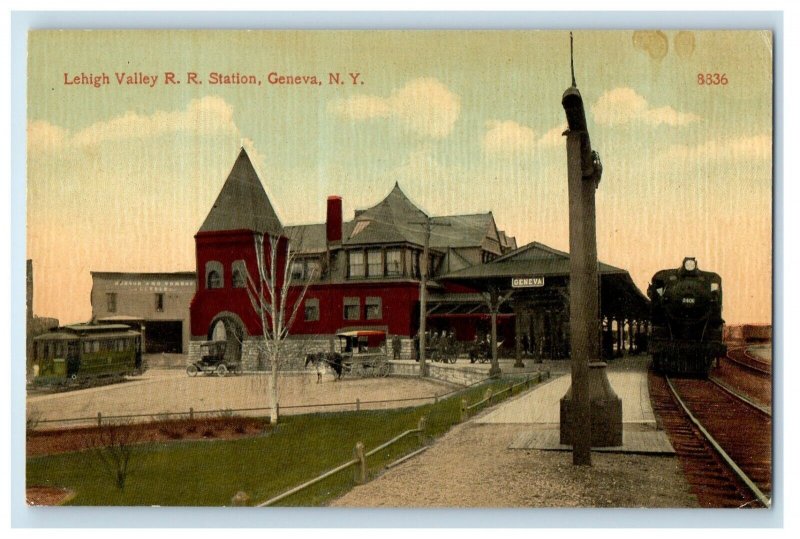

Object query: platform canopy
[437,241,649,319]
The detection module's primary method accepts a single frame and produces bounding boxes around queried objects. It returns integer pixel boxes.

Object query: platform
[474,356,675,454]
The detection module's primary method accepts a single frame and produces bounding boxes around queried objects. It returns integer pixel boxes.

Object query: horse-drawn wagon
[337,329,391,377]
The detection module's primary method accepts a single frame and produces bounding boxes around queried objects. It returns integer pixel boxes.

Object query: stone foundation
[189,336,334,371]
[559,361,623,447]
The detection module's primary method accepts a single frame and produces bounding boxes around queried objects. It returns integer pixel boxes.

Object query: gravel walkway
[332,356,698,508]
[330,420,697,508]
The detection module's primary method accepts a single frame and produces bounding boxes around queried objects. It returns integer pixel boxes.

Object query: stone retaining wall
[390,361,490,386]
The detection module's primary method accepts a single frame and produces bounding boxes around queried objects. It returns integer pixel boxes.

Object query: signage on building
[113,279,195,292]
[511,276,545,288]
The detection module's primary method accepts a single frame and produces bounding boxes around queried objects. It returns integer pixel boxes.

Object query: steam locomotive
[648,257,726,378]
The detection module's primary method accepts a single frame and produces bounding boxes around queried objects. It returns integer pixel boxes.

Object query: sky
[26,30,773,326]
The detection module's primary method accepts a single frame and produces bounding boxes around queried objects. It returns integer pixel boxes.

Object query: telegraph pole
[412,217,450,377]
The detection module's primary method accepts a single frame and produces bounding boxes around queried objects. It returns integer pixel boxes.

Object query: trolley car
[31,323,143,384]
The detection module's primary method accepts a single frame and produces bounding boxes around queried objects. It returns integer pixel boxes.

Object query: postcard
[24,29,773,510]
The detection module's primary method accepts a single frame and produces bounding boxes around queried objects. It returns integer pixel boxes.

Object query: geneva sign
[511,276,545,288]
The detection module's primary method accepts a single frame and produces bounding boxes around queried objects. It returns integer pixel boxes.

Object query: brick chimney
[326,195,343,244]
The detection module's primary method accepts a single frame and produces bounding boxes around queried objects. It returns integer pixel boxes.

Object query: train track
[648,372,772,508]
[725,346,771,376]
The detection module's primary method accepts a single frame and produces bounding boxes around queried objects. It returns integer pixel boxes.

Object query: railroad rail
[724,346,770,376]
[709,376,771,417]
[649,373,772,508]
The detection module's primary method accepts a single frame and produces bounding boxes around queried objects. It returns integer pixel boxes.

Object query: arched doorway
[207,312,246,365]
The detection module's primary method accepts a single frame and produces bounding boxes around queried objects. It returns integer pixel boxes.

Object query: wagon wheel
[446,348,458,364]
[216,364,228,377]
[186,364,199,377]
[379,362,391,377]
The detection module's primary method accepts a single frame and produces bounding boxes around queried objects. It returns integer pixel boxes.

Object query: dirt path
[28,370,455,428]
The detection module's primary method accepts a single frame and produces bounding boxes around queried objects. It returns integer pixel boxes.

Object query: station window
[93,341,100,353]
[367,250,382,277]
[205,261,224,289]
[304,298,320,322]
[386,250,402,276]
[344,297,360,320]
[155,293,164,312]
[83,341,91,354]
[290,260,305,281]
[348,251,365,278]
[306,259,321,280]
[106,292,117,313]
[412,251,421,278]
[366,297,382,320]
[232,260,247,288]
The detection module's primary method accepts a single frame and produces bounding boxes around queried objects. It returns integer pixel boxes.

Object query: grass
[27,376,539,506]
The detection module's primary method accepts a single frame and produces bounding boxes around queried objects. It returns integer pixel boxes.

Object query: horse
[305,352,344,381]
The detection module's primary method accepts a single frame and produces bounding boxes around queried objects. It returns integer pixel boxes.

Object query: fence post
[189,407,194,421]
[526,375,531,388]
[434,394,438,404]
[485,388,493,405]
[353,442,366,484]
[97,412,102,427]
[417,416,427,445]
[460,398,467,422]
[356,398,360,412]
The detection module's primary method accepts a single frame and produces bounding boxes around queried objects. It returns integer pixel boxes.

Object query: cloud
[28,120,69,152]
[591,87,700,127]
[482,121,566,156]
[664,134,772,162]
[328,78,461,138]
[28,96,238,151]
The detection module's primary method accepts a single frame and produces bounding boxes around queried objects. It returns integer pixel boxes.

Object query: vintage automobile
[186,340,241,377]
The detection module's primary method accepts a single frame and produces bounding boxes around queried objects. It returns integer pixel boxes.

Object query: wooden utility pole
[412,217,450,377]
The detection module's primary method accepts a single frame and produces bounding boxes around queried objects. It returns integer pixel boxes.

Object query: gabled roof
[199,148,283,236]
[442,241,628,280]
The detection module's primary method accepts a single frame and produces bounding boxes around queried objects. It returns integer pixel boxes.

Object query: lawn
[27,376,538,506]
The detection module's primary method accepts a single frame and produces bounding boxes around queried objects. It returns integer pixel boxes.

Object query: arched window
[205,260,224,289]
[232,260,247,288]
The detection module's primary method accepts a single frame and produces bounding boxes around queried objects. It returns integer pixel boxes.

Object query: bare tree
[245,231,317,425]
[87,420,145,492]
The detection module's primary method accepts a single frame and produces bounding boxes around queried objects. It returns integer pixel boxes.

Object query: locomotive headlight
[683,258,697,272]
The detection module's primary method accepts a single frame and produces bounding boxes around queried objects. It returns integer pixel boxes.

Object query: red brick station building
[185,149,649,369]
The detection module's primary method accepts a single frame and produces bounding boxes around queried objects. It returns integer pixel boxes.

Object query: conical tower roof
[199,148,283,236]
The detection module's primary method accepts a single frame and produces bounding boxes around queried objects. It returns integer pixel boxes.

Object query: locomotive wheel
[447,354,457,364]
[216,364,228,377]
[379,363,391,377]
[186,364,199,377]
